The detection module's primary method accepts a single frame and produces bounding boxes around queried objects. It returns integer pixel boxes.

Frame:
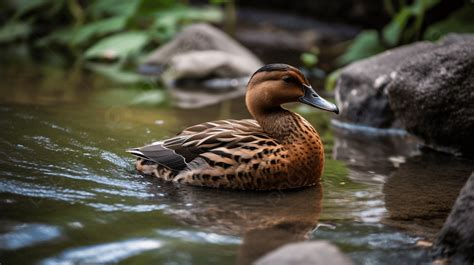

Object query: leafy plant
[337,30,385,66]
[337,0,473,65]
[0,0,223,83]
[424,4,474,41]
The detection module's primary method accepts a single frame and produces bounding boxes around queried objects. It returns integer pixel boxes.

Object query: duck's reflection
[150,183,323,265]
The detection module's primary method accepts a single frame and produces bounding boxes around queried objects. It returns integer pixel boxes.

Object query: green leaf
[300,52,318,67]
[424,4,474,41]
[35,27,74,46]
[84,32,149,60]
[325,69,342,92]
[410,0,440,15]
[11,0,52,19]
[131,90,166,106]
[71,16,128,45]
[337,30,385,65]
[0,22,31,43]
[86,63,147,84]
[135,0,176,17]
[382,8,411,46]
[152,5,222,41]
[86,0,139,18]
[94,88,167,107]
[209,0,229,4]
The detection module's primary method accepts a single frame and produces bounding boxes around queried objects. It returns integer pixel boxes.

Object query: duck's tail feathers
[126,148,150,160]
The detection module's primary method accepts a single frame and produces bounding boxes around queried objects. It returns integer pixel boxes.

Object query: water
[0,64,472,265]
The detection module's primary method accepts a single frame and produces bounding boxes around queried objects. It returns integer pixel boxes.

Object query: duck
[127,64,339,190]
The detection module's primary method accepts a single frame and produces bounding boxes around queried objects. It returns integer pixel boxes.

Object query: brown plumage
[128,64,339,190]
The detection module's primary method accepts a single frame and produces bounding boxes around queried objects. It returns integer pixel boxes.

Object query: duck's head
[246,64,339,118]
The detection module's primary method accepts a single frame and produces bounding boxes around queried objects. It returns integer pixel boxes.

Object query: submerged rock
[254,241,354,265]
[142,23,262,82]
[432,173,474,265]
[334,34,474,156]
[140,23,263,108]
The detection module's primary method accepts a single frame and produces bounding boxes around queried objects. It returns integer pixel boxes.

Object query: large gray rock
[388,42,474,156]
[432,173,474,265]
[335,41,435,128]
[334,34,474,156]
[254,241,354,265]
[440,33,474,45]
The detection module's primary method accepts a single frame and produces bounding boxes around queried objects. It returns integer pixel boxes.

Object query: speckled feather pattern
[133,113,324,190]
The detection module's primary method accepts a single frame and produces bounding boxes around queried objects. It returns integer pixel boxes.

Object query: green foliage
[325,69,342,92]
[86,63,148,84]
[300,52,318,68]
[0,22,31,43]
[0,0,223,84]
[95,88,168,106]
[151,5,223,41]
[84,32,149,61]
[338,0,473,65]
[70,17,129,46]
[424,4,474,41]
[337,30,385,66]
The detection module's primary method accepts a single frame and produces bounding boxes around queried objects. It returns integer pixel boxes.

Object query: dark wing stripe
[139,144,188,171]
[126,149,150,160]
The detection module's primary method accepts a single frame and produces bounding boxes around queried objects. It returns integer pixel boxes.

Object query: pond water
[0,63,472,265]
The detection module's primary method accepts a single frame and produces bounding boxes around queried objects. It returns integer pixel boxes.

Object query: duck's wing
[127,119,271,172]
[178,119,260,135]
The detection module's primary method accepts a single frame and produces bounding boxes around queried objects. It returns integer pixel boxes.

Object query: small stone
[416,240,433,248]
[254,241,354,265]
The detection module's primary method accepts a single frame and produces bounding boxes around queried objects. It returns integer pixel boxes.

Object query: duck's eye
[282,76,296,84]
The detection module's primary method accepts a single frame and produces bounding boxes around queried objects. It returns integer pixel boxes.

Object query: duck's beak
[299,84,339,114]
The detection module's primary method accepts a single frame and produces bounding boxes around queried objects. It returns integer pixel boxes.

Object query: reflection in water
[383,152,473,239]
[150,183,322,265]
[332,126,474,241]
[0,222,61,250]
[327,130,420,223]
[170,85,246,109]
[40,238,163,265]
[333,129,420,180]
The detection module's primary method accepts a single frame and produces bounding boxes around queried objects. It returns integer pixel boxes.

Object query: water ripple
[40,238,163,265]
[0,179,95,202]
[0,223,61,250]
[87,203,167,212]
[100,151,129,168]
[157,229,241,244]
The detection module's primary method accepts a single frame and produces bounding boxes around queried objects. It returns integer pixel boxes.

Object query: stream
[0,63,472,265]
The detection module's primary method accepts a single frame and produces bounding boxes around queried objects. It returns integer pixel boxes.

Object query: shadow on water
[0,63,473,265]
